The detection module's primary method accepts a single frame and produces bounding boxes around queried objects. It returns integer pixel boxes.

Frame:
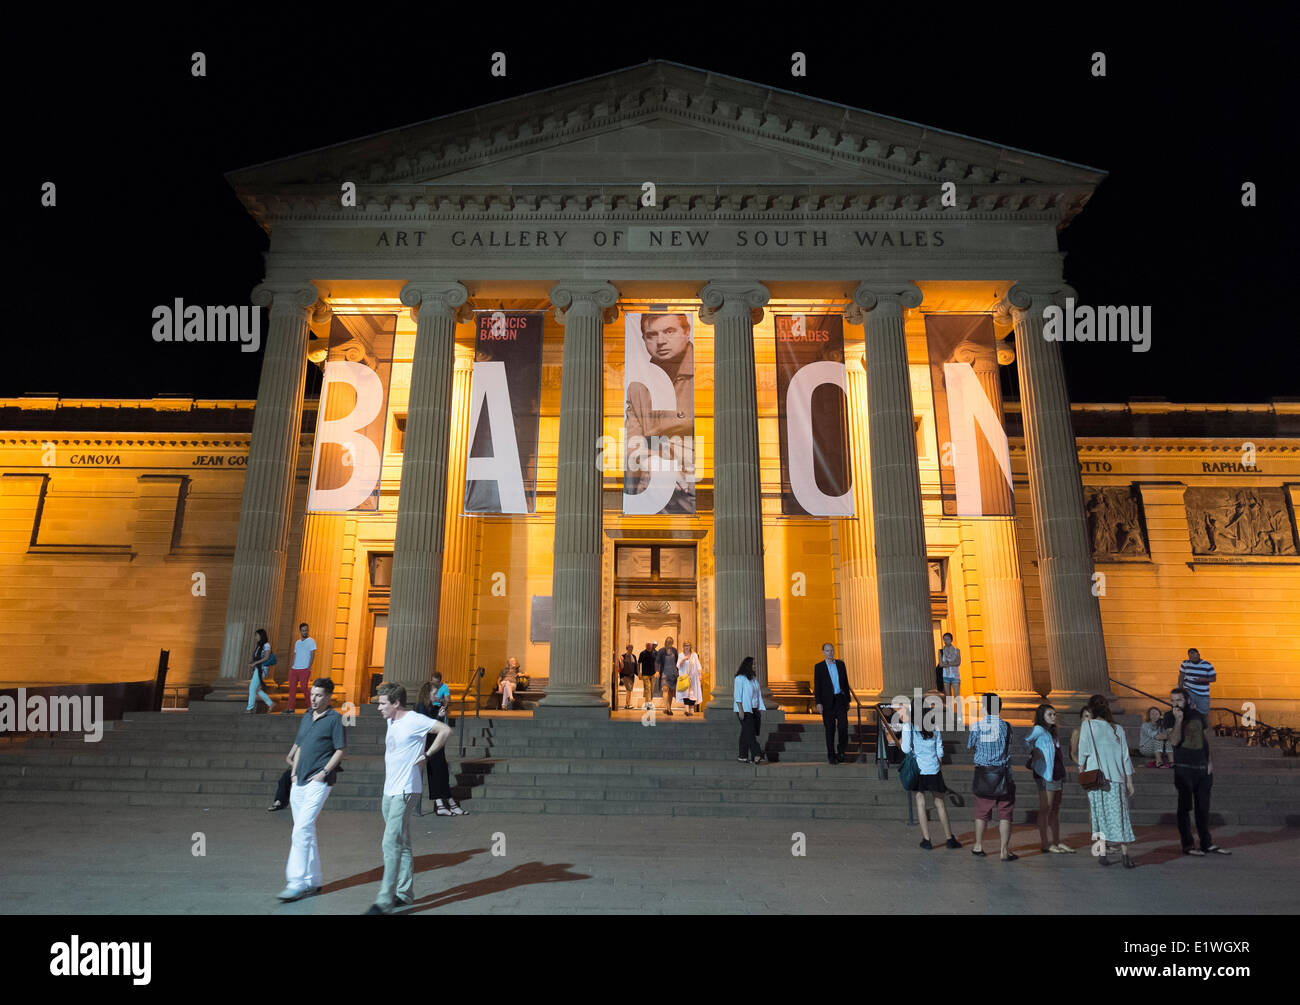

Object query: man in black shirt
[619,644,638,709]
[657,636,680,716]
[637,642,658,709]
[1162,687,1230,857]
[277,679,346,900]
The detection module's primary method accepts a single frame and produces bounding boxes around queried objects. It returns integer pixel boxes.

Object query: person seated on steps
[498,657,521,710]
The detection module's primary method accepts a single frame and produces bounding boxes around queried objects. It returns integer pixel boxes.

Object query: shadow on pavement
[392,861,591,913]
[319,848,490,894]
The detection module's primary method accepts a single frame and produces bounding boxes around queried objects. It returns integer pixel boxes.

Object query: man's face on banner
[641,314,690,367]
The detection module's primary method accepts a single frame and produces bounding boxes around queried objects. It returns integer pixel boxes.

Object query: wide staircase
[2,706,1298,827]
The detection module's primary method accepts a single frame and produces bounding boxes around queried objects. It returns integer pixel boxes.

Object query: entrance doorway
[613,544,698,712]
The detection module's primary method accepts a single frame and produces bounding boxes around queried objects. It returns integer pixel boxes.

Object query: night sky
[15,11,1295,405]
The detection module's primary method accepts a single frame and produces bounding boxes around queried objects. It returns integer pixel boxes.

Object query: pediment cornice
[229,61,1103,232]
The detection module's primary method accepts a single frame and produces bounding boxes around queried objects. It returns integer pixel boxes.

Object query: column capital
[698,281,768,324]
[250,282,325,314]
[954,339,1000,374]
[400,282,471,324]
[845,282,923,325]
[550,282,620,325]
[998,283,1076,317]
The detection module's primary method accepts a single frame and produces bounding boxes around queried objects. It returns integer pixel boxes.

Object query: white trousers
[286,779,331,891]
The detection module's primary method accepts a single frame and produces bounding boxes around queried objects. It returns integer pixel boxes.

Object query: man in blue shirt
[813,642,851,765]
[968,693,1016,861]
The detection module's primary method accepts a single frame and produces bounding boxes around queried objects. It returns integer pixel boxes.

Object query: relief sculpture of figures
[1083,486,1149,558]
[1185,487,1299,557]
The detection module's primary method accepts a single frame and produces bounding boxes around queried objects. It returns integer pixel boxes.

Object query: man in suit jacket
[814,642,851,765]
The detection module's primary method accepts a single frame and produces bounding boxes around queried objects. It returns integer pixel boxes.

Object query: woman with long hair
[733,657,766,764]
[416,674,466,816]
[1078,694,1137,868]
[245,628,274,713]
[898,698,960,851]
[1024,703,1073,853]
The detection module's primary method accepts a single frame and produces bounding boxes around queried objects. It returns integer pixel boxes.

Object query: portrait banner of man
[465,311,544,514]
[307,314,397,513]
[775,314,852,516]
[623,312,696,515]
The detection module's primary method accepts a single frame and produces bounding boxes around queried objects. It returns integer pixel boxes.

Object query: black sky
[14,9,1297,404]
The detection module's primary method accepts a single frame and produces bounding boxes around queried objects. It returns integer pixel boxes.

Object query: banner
[307,314,396,513]
[775,314,852,516]
[465,311,544,514]
[924,315,1014,517]
[624,312,696,514]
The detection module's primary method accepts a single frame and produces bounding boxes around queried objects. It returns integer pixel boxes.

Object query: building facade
[4,63,1298,722]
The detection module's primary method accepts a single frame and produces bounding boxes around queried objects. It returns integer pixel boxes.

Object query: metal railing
[457,667,485,757]
[844,686,865,763]
[1109,676,1297,757]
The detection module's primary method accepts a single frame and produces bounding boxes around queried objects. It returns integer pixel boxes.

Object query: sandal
[971,848,987,857]
[447,802,468,816]
[1001,852,1019,862]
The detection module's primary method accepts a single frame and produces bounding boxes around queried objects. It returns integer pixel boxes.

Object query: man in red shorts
[284,622,318,714]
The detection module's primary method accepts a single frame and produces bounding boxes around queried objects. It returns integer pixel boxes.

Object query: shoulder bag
[1078,718,1105,791]
[898,726,921,791]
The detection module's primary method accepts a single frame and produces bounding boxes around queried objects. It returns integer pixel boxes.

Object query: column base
[1047,688,1122,714]
[535,686,609,711]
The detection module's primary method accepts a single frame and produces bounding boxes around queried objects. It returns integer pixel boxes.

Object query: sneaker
[738,757,750,763]
[1183,847,1206,856]
[945,836,961,850]
[1054,843,1076,854]
[364,904,387,915]
[277,886,309,902]
[1205,845,1232,855]
[267,800,284,812]
[919,838,933,850]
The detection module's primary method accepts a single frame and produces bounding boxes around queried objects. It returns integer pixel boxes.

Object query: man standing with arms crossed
[284,622,317,715]
[366,682,452,914]
[277,679,345,902]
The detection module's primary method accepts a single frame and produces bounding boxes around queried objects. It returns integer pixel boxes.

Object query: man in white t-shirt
[365,682,451,914]
[284,623,318,715]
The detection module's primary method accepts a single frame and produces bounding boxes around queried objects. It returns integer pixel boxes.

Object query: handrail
[843,686,865,763]
[1109,676,1297,757]
[457,667,485,757]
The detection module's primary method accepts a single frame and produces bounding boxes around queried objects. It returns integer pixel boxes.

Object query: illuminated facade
[3,63,1297,723]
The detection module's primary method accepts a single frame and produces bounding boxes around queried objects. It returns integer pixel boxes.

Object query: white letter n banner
[307,314,396,512]
[924,314,1014,517]
[775,314,852,516]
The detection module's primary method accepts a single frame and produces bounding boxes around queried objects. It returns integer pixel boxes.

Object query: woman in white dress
[676,641,703,716]
[1077,694,1137,868]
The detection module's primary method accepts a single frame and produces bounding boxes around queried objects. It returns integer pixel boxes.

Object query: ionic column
[953,336,1037,705]
[217,282,324,683]
[699,281,771,711]
[1000,284,1110,704]
[383,281,469,693]
[435,347,477,688]
[538,283,620,711]
[837,350,883,696]
[848,283,933,699]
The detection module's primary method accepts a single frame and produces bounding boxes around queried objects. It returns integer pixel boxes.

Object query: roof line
[226,59,1105,179]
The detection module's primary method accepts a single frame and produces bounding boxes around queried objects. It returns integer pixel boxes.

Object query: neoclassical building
[3,63,1297,721]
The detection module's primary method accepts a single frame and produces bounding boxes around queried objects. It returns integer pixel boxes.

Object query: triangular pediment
[229,61,1104,225]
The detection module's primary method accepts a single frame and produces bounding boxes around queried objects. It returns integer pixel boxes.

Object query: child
[1139,705,1171,767]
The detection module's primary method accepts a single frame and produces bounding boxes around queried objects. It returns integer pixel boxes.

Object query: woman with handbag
[1077,694,1137,868]
[676,642,703,716]
[416,676,467,817]
[245,628,275,713]
[968,693,1016,860]
[897,700,960,850]
[1024,704,1073,854]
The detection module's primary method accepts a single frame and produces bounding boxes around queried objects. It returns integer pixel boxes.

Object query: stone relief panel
[1185,487,1298,557]
[1084,485,1149,558]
